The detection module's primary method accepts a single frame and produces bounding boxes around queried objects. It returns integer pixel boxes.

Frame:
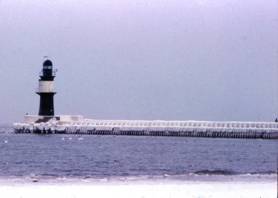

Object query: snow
[0,177,276,198]
[14,116,278,131]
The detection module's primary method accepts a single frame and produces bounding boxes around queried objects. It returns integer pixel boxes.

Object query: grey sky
[0,0,278,123]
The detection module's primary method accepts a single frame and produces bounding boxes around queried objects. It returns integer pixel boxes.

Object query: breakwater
[13,116,278,139]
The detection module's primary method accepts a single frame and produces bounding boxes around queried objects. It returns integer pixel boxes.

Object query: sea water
[0,126,277,181]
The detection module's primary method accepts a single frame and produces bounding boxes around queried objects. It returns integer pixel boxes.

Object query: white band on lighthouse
[38,81,54,93]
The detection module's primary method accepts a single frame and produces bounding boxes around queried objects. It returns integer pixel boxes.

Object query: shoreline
[0,173,276,185]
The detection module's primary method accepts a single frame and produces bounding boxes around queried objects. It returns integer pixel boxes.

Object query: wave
[193,169,276,175]
[193,169,237,175]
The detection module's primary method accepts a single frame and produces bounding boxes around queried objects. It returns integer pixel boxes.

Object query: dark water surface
[0,127,277,179]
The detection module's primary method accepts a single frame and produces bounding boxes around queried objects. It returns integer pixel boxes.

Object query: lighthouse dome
[43,60,53,67]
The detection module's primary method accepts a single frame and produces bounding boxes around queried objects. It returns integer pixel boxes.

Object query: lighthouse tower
[36,59,56,116]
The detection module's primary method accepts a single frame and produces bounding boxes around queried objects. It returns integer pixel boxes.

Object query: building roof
[43,59,53,67]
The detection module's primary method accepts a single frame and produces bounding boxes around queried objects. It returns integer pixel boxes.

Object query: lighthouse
[36,59,56,116]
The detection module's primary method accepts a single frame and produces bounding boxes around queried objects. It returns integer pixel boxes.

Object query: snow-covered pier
[13,115,278,139]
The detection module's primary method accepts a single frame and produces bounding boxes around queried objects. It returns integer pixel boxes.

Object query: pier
[14,116,278,139]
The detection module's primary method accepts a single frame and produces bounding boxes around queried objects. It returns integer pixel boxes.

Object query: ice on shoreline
[0,173,276,184]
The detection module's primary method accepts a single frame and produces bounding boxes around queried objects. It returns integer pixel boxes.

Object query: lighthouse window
[44,66,52,69]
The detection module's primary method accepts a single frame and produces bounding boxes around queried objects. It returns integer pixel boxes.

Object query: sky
[0,0,278,123]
